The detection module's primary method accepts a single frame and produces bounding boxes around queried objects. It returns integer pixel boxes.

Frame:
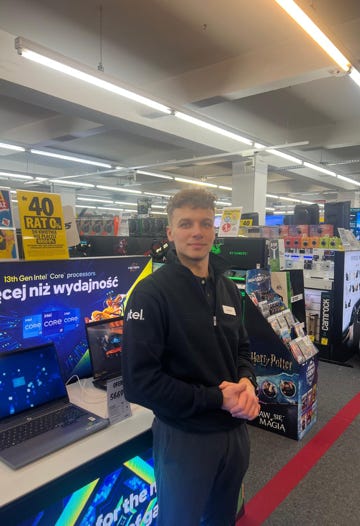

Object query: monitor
[212,237,268,270]
[265,215,285,226]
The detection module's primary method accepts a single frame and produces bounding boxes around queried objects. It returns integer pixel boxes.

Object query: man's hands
[220,378,260,421]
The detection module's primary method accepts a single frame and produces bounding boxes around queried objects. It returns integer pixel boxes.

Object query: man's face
[167,206,215,264]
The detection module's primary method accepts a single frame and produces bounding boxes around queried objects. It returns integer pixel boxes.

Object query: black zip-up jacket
[122,251,256,432]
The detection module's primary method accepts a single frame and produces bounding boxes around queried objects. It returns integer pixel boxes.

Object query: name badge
[223,305,236,316]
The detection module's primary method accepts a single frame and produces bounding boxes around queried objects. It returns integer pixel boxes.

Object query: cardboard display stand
[244,272,318,440]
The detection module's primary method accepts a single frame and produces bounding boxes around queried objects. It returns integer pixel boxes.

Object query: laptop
[85,316,124,390]
[0,342,109,469]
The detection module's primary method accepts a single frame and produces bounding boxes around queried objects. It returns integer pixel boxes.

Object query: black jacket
[122,251,256,432]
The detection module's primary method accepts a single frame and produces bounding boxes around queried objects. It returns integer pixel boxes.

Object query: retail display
[0,256,152,382]
[244,268,318,440]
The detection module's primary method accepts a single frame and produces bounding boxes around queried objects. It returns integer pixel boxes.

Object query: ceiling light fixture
[336,174,360,186]
[274,1,351,72]
[77,197,114,203]
[218,185,232,191]
[30,149,112,168]
[215,200,232,206]
[0,171,33,180]
[137,170,174,180]
[143,191,171,198]
[274,1,360,91]
[303,162,336,176]
[174,112,253,146]
[75,204,97,209]
[114,200,138,206]
[96,184,142,194]
[266,149,303,165]
[52,179,95,187]
[0,142,26,152]
[15,37,172,115]
[174,177,218,188]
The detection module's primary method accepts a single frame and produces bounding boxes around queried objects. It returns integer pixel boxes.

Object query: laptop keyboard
[0,405,87,451]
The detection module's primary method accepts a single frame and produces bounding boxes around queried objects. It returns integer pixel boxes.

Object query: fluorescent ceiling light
[266,207,276,211]
[266,193,280,199]
[218,185,232,191]
[137,170,174,180]
[77,197,114,203]
[349,68,360,88]
[15,37,172,115]
[266,149,302,165]
[96,185,142,194]
[215,200,232,206]
[174,112,252,146]
[174,177,218,188]
[151,204,166,209]
[337,174,360,186]
[0,171,33,180]
[114,200,138,206]
[97,206,124,212]
[303,162,336,176]
[75,204,97,209]
[0,142,26,152]
[274,1,351,72]
[281,196,302,203]
[143,191,171,198]
[30,148,111,168]
[52,179,95,187]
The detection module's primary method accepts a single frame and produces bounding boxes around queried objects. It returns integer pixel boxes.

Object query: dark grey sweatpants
[152,418,250,526]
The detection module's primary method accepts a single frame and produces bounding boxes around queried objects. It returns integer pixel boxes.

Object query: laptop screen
[0,343,67,420]
[85,317,123,381]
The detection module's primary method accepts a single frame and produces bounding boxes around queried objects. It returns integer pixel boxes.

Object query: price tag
[107,376,132,424]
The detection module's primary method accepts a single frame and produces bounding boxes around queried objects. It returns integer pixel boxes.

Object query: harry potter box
[244,295,318,440]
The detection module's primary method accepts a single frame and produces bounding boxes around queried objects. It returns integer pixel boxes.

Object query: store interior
[1,0,360,220]
[0,1,360,525]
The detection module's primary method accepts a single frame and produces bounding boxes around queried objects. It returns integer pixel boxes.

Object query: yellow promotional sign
[17,190,69,260]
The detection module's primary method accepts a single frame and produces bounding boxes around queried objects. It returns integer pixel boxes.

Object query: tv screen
[0,256,151,381]
[265,215,285,226]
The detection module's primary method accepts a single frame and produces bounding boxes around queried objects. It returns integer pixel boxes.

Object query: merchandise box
[288,224,309,236]
[244,285,318,440]
[309,224,334,237]
[278,225,289,237]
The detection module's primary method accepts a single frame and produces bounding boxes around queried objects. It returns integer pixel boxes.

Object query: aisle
[239,355,360,526]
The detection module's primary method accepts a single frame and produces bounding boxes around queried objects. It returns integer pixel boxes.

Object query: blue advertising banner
[0,256,152,381]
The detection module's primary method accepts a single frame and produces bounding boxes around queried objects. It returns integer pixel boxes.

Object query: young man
[122,188,259,526]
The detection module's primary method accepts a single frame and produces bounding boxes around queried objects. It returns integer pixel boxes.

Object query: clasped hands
[220,378,260,421]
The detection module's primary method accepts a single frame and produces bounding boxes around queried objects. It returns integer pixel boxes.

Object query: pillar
[232,156,268,225]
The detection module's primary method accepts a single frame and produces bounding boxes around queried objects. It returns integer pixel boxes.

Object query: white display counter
[0,380,154,523]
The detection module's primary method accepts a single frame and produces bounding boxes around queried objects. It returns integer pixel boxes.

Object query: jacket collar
[165,248,231,276]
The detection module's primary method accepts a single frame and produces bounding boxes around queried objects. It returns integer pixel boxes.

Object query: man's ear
[166,225,173,242]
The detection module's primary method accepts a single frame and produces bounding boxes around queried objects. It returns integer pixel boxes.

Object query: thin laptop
[85,316,123,390]
[0,342,109,470]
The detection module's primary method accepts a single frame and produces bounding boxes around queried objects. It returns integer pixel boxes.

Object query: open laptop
[0,342,109,469]
[85,316,123,390]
